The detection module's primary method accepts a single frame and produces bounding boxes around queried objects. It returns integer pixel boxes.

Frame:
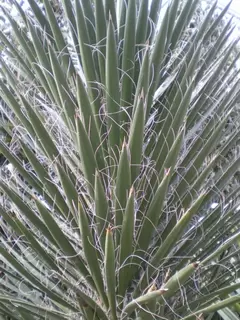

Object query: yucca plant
[0,0,240,319]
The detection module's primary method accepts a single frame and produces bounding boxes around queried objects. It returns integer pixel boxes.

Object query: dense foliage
[0,0,240,319]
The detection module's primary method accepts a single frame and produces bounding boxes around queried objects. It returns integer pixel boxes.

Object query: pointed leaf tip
[140,88,145,99]
[122,138,127,149]
[129,186,135,195]
[106,226,113,234]
[192,262,199,269]
[148,283,157,292]
[164,168,171,175]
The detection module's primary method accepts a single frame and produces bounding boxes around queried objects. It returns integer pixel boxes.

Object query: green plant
[0,0,240,319]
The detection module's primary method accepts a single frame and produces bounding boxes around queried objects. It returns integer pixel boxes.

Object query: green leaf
[137,168,171,252]
[94,171,111,251]
[78,202,108,308]
[114,140,131,244]
[94,0,107,85]
[136,0,149,46]
[120,0,136,123]
[106,16,120,152]
[0,247,77,311]
[105,0,117,29]
[129,92,145,184]
[76,74,105,171]
[74,0,100,114]
[182,296,240,320]
[20,141,70,220]
[75,114,98,197]
[48,44,76,127]
[42,0,75,77]
[104,227,117,320]
[118,187,135,297]
[27,0,53,40]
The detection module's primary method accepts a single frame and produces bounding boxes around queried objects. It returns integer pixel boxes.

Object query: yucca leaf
[2,8,36,58]
[0,247,77,311]
[137,168,171,252]
[48,45,76,128]
[188,40,238,127]
[55,162,78,220]
[42,0,75,77]
[122,288,167,317]
[179,188,240,265]
[127,264,197,315]
[0,141,43,196]
[7,213,58,272]
[18,95,62,162]
[201,230,240,266]
[20,141,70,219]
[27,0,53,40]
[136,0,149,47]
[128,93,145,184]
[203,0,233,43]
[0,182,56,244]
[0,298,70,319]
[163,262,199,297]
[136,195,204,294]
[114,140,131,244]
[75,114,97,197]
[177,282,240,314]
[157,126,184,184]
[94,171,110,251]
[104,227,117,320]
[0,30,33,80]
[153,44,200,154]
[147,194,205,277]
[179,80,239,177]
[196,18,234,83]
[137,128,184,253]
[170,0,198,51]
[0,81,35,137]
[120,0,136,124]
[217,308,240,320]
[78,202,108,308]
[94,0,106,85]
[178,112,230,195]
[35,198,92,285]
[118,187,135,297]
[2,9,54,97]
[106,15,120,153]
[182,296,240,320]
[81,0,96,46]
[105,0,117,29]
[61,0,80,58]
[12,0,28,25]
[180,155,217,209]
[76,74,105,171]
[149,3,170,95]
[27,21,64,109]
[134,46,150,116]
[153,80,194,176]
[57,277,108,320]
[164,0,181,49]
[17,306,67,320]
[211,156,240,196]
[148,0,163,41]
[0,57,20,92]
[75,0,100,114]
